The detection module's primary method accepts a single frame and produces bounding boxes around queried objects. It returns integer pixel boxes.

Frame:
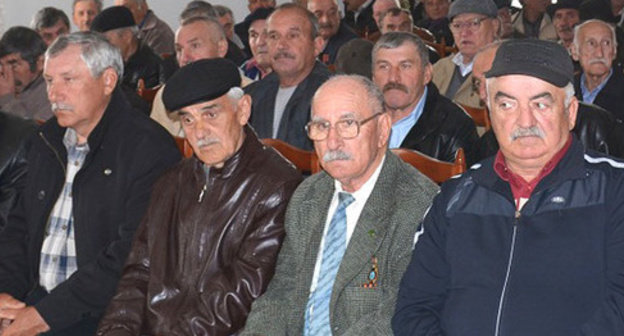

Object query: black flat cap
[547,0,580,18]
[485,39,574,87]
[448,0,498,20]
[493,0,512,9]
[91,6,135,33]
[163,58,241,112]
[335,38,374,79]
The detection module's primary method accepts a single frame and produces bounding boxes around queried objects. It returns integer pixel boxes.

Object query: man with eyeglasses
[242,74,438,335]
[432,0,499,109]
[372,31,479,165]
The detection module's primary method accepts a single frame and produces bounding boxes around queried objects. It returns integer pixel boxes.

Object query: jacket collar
[400,82,447,145]
[472,134,587,197]
[41,86,130,154]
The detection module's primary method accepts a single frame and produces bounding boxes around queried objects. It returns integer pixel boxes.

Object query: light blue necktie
[304,192,355,336]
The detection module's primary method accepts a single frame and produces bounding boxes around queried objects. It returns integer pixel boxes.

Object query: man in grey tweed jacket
[242,75,438,335]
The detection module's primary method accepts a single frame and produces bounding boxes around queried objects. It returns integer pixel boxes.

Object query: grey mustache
[196,138,220,147]
[323,150,352,162]
[51,102,74,112]
[510,126,545,141]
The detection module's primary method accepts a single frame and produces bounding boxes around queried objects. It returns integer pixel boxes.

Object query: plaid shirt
[39,128,89,292]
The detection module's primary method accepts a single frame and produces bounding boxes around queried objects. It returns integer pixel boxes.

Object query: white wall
[0,0,290,35]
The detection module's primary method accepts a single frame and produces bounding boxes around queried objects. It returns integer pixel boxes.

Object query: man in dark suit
[572,19,624,122]
[242,74,438,335]
[344,0,379,36]
[308,0,358,65]
[372,31,479,165]
[0,32,180,335]
[245,4,330,150]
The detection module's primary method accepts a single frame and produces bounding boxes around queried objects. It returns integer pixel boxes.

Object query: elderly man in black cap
[432,0,499,108]
[394,38,624,335]
[90,6,165,90]
[96,58,302,336]
[548,0,581,52]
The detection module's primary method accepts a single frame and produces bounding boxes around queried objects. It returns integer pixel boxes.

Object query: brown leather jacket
[96,127,302,335]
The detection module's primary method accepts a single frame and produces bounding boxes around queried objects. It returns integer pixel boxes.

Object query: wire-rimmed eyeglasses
[305,112,384,141]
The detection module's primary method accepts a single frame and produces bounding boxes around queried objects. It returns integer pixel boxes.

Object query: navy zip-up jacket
[393,137,624,335]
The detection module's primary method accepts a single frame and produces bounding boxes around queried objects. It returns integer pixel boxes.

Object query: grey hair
[46,31,123,80]
[572,19,618,55]
[379,7,413,27]
[485,79,576,112]
[214,5,234,18]
[372,31,430,69]
[180,16,226,43]
[227,86,245,102]
[72,0,103,13]
[314,74,385,116]
[271,3,320,39]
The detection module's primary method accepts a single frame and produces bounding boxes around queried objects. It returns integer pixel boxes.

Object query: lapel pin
[104,168,112,176]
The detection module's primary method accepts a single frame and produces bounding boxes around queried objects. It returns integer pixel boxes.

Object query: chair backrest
[173,136,194,158]
[261,138,321,174]
[413,26,436,42]
[391,147,466,184]
[460,104,491,131]
[425,40,457,58]
[136,78,162,104]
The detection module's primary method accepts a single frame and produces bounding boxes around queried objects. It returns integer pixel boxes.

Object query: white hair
[572,19,617,55]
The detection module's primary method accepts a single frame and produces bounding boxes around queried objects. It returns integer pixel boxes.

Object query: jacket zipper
[39,131,66,174]
[494,210,521,336]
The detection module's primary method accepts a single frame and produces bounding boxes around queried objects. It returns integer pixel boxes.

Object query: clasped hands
[0,293,49,336]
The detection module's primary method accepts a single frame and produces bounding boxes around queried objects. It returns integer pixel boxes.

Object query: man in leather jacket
[372,32,479,165]
[0,111,36,231]
[96,58,302,336]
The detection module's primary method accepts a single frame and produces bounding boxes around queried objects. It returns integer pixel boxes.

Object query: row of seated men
[2,0,624,334]
[3,0,624,167]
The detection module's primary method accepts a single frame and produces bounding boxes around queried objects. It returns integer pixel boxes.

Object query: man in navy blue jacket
[393,38,624,335]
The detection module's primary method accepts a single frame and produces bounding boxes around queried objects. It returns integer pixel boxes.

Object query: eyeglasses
[305,112,384,141]
[449,17,488,33]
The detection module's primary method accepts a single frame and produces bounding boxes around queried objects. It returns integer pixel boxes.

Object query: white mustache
[195,138,219,148]
[323,150,352,162]
[510,126,545,141]
[51,102,74,112]
[589,58,610,66]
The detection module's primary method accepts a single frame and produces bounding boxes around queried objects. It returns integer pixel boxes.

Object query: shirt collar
[63,128,89,151]
[451,52,474,77]
[494,135,572,202]
[389,86,428,148]
[580,68,613,102]
[334,154,385,200]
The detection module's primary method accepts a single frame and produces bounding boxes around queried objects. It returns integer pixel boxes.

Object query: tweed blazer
[242,151,439,335]
[432,55,482,109]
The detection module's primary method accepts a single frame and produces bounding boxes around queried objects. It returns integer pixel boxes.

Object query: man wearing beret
[96,58,302,336]
[432,0,499,109]
[510,0,557,40]
[394,38,624,335]
[90,6,165,91]
[548,0,580,52]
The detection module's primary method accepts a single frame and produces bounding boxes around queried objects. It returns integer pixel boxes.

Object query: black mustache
[274,51,295,60]
[383,82,408,93]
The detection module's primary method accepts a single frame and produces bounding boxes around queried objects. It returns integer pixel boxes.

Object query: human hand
[0,306,50,336]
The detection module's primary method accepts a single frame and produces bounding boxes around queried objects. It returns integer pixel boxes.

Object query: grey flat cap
[448,0,498,20]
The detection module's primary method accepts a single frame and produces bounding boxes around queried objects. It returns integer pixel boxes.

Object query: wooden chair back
[412,26,436,42]
[173,136,194,158]
[136,78,162,104]
[391,147,466,184]
[261,138,321,174]
[460,104,491,131]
